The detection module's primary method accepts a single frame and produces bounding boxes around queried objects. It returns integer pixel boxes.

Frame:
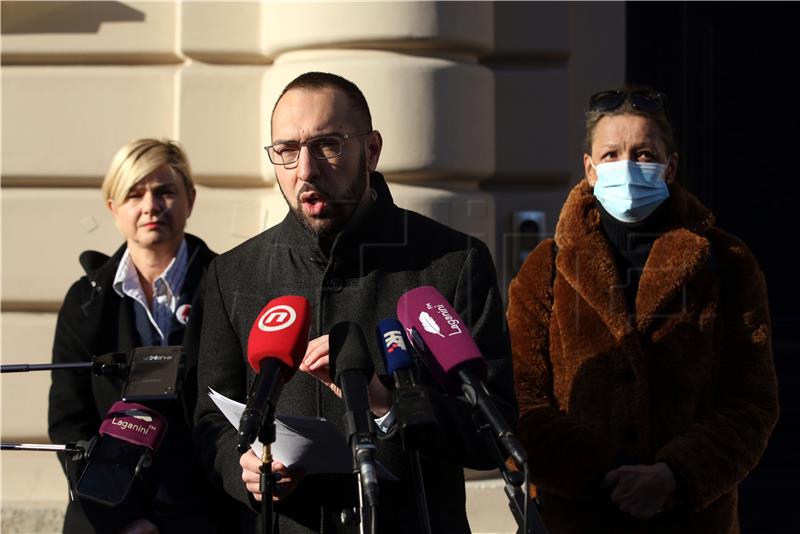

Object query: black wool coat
[192,172,517,534]
[48,234,227,534]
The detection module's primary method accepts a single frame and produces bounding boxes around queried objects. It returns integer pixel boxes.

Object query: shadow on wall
[1,1,144,34]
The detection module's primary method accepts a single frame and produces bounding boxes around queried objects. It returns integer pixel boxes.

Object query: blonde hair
[102,138,193,205]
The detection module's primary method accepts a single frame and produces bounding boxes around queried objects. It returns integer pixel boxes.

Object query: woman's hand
[118,518,159,534]
[603,462,676,519]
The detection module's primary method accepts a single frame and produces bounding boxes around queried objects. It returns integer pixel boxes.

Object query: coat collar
[276,171,399,265]
[554,179,715,338]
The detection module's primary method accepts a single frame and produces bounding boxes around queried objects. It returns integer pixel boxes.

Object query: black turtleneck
[597,199,669,313]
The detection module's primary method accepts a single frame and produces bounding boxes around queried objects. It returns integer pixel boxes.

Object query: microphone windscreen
[99,401,168,452]
[247,295,311,375]
[396,286,486,392]
[376,318,414,376]
[329,321,374,387]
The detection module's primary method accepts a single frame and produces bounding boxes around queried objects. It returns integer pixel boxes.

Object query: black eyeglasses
[589,89,666,113]
[265,131,372,166]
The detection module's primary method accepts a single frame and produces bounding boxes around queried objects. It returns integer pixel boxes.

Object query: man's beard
[285,152,368,241]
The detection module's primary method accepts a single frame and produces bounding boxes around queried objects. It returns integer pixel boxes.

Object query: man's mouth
[299,190,328,216]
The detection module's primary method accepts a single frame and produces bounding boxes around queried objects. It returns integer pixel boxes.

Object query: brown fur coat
[508,180,778,534]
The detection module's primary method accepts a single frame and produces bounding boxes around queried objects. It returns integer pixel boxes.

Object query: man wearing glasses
[192,72,516,533]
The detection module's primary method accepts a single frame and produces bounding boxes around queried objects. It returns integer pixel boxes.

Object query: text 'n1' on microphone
[237,296,311,453]
[376,318,438,449]
[329,321,379,509]
[396,286,527,468]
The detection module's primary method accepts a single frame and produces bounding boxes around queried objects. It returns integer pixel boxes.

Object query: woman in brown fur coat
[507,88,778,534]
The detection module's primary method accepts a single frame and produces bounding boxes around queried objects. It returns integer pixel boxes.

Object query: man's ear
[365,130,383,171]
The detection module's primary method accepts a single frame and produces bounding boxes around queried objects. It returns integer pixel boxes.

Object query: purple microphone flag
[396,286,486,393]
[99,401,168,452]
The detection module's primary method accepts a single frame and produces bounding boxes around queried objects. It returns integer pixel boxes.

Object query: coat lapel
[557,232,631,341]
[635,228,711,332]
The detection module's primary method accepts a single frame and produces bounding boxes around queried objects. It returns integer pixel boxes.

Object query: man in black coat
[192,72,517,533]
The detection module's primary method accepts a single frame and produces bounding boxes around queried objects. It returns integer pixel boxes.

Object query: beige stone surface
[262,1,493,58]
[179,64,271,186]
[493,66,570,182]
[1,313,57,441]
[390,182,496,255]
[2,66,177,185]
[266,50,494,182]
[0,187,284,305]
[0,1,179,64]
[465,478,517,533]
[492,1,569,57]
[181,0,266,63]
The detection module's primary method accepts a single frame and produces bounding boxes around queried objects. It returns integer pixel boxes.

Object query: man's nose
[295,146,318,183]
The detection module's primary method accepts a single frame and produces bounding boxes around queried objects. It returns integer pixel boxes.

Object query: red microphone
[238,296,310,452]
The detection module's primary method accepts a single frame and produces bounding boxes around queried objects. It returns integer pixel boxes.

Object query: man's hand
[240,449,303,502]
[299,334,393,416]
[299,335,341,397]
[118,518,159,534]
[603,462,677,519]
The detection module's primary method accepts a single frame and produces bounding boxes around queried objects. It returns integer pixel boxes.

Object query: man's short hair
[271,72,373,134]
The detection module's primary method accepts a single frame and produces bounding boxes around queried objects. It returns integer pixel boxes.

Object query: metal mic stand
[257,421,278,534]
[1,353,128,376]
[1,441,90,457]
[473,418,548,534]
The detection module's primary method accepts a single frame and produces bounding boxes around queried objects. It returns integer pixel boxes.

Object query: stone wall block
[493,66,570,182]
[0,187,275,306]
[181,1,266,63]
[1,313,57,440]
[179,64,270,186]
[262,1,493,58]
[2,66,176,185]
[264,50,494,183]
[1,1,179,64]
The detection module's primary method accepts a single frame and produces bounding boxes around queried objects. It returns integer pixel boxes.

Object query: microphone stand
[1,442,90,457]
[471,418,548,534]
[256,418,278,534]
[1,353,127,376]
[464,393,548,534]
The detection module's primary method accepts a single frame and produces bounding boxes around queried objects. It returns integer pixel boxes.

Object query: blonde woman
[48,139,221,534]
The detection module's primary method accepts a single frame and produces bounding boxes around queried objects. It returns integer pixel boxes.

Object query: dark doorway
[627,2,800,532]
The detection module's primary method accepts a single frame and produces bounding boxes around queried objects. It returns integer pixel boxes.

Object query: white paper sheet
[208,388,396,479]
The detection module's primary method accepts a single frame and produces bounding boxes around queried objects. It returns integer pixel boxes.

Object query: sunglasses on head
[589,89,666,113]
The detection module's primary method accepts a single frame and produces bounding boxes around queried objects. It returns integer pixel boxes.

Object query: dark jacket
[507,180,779,534]
[192,172,517,533]
[48,234,223,534]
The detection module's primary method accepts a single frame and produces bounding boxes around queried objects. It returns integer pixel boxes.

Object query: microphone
[376,318,437,447]
[396,286,527,467]
[238,296,310,453]
[329,321,379,508]
[75,401,167,507]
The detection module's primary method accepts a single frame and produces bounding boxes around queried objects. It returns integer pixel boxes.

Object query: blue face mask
[590,159,670,223]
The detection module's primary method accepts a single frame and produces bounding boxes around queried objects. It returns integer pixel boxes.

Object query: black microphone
[376,318,437,448]
[329,321,379,508]
[238,296,311,452]
[75,401,168,507]
[397,286,527,467]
